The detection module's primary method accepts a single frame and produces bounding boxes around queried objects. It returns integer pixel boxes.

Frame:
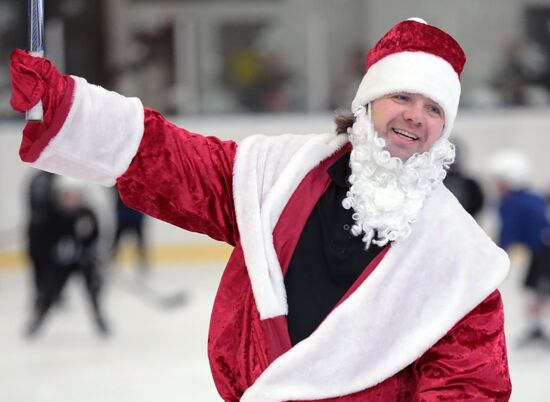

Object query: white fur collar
[233,133,509,402]
[233,132,349,319]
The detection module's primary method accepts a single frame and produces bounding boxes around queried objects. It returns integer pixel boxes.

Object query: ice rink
[1,249,549,402]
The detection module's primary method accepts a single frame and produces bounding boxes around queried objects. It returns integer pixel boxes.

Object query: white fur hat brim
[351,51,461,139]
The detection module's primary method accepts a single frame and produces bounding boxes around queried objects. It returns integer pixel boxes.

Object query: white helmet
[487,149,531,190]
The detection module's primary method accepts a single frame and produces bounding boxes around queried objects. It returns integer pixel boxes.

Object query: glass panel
[0,0,26,119]
[214,21,298,113]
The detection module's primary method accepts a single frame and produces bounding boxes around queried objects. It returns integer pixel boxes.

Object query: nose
[403,102,423,126]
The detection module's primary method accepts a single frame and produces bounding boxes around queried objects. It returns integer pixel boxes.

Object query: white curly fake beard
[342,107,455,249]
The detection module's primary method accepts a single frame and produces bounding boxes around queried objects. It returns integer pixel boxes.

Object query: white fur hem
[32,76,144,186]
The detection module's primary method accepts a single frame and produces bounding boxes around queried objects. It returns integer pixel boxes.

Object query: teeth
[393,129,418,140]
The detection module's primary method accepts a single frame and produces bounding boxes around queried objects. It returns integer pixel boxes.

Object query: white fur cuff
[32,76,145,186]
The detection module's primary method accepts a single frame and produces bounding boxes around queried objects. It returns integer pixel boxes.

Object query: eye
[392,94,410,103]
[426,104,443,116]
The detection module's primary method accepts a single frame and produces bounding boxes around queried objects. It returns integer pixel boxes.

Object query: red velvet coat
[114,109,511,402]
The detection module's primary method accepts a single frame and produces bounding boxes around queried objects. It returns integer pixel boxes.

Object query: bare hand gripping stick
[25,0,45,122]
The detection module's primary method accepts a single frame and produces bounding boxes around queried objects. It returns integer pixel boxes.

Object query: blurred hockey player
[490,150,550,346]
[25,176,109,337]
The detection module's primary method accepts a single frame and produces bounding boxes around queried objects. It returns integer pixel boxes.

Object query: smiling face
[370,92,445,161]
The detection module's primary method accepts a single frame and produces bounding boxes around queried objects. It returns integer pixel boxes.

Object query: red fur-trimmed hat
[352,18,466,139]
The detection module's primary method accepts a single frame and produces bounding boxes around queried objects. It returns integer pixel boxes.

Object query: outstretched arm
[10,49,238,245]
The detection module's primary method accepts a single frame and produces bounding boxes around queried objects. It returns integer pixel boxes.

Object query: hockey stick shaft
[25,0,45,122]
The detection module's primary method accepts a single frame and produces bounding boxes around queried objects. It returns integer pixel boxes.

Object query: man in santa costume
[10,17,511,401]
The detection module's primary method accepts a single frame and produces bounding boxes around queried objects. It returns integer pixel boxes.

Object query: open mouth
[392,128,418,141]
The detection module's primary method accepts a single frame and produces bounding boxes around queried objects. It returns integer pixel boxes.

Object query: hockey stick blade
[108,270,189,311]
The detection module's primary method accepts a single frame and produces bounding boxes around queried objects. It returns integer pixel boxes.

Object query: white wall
[1,109,550,251]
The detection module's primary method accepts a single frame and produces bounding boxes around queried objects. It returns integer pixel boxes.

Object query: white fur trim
[351,51,461,139]
[233,133,348,319]
[234,134,509,401]
[407,17,427,24]
[32,76,144,186]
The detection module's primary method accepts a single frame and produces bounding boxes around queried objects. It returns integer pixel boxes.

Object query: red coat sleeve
[412,290,512,401]
[117,108,239,246]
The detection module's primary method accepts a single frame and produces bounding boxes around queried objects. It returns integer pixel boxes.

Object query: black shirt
[284,152,384,345]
